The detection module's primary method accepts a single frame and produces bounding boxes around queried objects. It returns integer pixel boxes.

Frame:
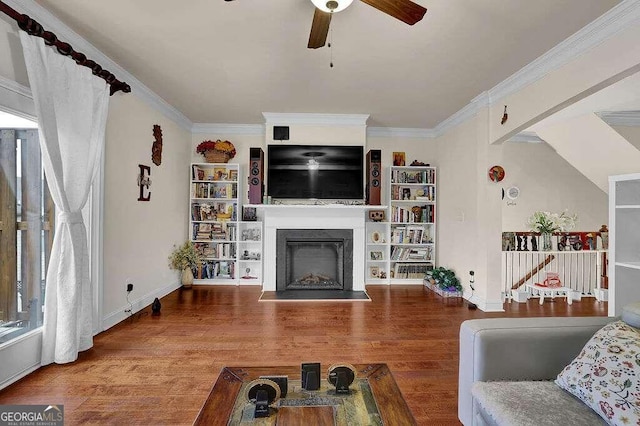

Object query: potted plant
[527,210,577,251]
[427,266,462,297]
[168,241,201,288]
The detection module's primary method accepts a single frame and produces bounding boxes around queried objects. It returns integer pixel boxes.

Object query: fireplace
[276,229,353,291]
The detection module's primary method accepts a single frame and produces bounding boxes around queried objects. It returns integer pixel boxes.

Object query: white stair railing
[502,249,607,302]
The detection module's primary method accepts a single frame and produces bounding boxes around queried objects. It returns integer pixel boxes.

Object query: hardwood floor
[0,285,607,425]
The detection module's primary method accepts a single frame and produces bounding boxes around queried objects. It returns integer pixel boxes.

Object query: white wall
[0,19,28,86]
[500,141,608,232]
[102,94,191,328]
[434,119,482,300]
[613,125,640,151]
[489,21,640,144]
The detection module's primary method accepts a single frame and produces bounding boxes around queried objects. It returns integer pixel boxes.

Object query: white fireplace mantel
[250,205,382,292]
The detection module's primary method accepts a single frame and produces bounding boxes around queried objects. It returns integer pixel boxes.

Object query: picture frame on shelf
[393,152,406,166]
[402,188,411,200]
[371,231,382,243]
[369,266,380,278]
[242,207,257,221]
[370,251,383,261]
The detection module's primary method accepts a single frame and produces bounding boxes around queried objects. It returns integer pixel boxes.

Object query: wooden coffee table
[194,363,416,425]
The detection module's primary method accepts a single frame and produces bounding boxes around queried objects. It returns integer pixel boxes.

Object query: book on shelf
[390,246,432,261]
[192,165,205,181]
[391,168,436,185]
[196,260,236,279]
[392,263,433,279]
[391,205,435,223]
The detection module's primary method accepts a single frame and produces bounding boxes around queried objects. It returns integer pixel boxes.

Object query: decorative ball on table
[196,139,236,163]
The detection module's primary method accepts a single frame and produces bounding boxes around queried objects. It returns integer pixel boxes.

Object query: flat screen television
[267,145,364,200]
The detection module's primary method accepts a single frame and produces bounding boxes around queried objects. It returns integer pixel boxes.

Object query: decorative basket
[204,149,231,163]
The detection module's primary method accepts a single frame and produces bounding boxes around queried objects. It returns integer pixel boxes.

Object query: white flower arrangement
[527,210,578,234]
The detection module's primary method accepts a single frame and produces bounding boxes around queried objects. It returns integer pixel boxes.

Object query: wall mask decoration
[138,164,151,201]
[151,124,163,166]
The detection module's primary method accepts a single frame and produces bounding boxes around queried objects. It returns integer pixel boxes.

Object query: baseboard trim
[101,281,181,331]
[473,296,506,312]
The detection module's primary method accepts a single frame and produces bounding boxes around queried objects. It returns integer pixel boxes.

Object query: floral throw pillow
[555,320,640,426]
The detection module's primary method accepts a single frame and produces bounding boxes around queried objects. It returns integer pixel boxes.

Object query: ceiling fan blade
[308,8,332,49]
[359,0,427,25]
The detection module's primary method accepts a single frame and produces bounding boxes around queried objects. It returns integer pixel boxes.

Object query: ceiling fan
[307,0,427,49]
[224,0,427,49]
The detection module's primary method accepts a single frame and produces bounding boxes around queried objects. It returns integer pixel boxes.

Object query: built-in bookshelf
[190,163,264,284]
[365,166,436,284]
[385,166,436,284]
[237,220,263,284]
[609,173,640,316]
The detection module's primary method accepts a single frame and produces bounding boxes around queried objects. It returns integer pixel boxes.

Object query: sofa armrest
[458,316,611,426]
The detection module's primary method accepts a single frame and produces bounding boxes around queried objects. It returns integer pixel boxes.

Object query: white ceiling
[32,0,620,128]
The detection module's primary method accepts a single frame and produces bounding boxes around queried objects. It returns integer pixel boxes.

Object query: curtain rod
[0,1,131,96]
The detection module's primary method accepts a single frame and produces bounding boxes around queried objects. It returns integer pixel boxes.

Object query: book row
[192,182,237,199]
[392,263,434,279]
[192,222,237,241]
[391,185,436,202]
[391,205,435,223]
[390,225,432,244]
[191,202,237,222]
[390,246,433,261]
[193,260,235,279]
[194,242,236,259]
[192,165,238,182]
[390,169,435,185]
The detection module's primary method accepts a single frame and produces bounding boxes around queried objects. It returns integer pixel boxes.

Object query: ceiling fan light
[310,0,355,13]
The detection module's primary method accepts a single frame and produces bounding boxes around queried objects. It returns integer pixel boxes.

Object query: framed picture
[371,231,382,243]
[370,251,383,261]
[393,152,406,166]
[242,207,257,221]
[369,266,380,278]
[402,188,411,200]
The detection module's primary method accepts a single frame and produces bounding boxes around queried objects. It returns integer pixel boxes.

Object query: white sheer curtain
[20,32,110,365]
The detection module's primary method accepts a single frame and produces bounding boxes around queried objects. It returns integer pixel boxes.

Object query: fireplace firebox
[276,229,353,291]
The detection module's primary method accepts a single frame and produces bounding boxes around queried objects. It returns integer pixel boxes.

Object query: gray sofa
[458,304,640,425]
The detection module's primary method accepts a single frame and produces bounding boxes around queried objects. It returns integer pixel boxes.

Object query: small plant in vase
[168,241,201,288]
[527,210,578,251]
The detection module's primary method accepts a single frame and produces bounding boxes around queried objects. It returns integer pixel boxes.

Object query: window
[0,113,52,344]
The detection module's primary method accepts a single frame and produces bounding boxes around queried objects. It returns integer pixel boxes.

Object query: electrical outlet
[126,283,133,292]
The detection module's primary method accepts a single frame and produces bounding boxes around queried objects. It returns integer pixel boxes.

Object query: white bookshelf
[189,163,263,285]
[609,173,640,316]
[365,166,437,284]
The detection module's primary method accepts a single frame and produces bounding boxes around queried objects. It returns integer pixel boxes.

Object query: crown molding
[435,0,640,137]
[487,0,640,105]
[433,92,491,136]
[5,0,637,140]
[367,127,436,138]
[262,112,369,126]
[192,123,264,135]
[598,110,640,126]
[4,0,193,132]
[507,131,545,143]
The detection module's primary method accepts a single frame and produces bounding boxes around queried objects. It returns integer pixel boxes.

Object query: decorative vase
[542,233,553,251]
[181,267,194,288]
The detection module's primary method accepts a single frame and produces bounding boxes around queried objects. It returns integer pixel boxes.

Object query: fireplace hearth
[276,229,353,291]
